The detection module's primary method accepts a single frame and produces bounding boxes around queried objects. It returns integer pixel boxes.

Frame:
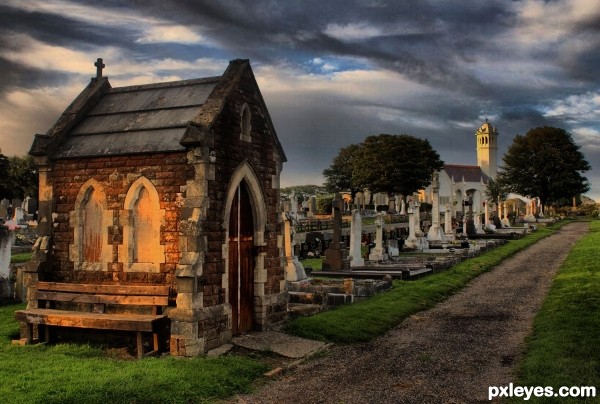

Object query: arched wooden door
[228,182,254,335]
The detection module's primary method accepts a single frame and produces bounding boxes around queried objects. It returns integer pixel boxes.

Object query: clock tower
[475,120,498,179]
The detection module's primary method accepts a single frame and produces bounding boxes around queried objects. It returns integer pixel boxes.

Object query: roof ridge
[110,76,221,93]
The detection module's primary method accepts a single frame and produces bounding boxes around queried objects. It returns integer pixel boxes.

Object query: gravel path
[239,222,589,404]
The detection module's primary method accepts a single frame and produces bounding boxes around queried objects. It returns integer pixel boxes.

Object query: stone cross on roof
[94,58,105,78]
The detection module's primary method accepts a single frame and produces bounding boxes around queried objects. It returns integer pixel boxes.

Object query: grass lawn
[0,304,267,403]
[10,252,33,264]
[513,220,600,402]
[285,221,569,343]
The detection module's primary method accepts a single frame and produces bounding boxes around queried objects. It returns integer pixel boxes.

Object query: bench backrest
[35,282,170,312]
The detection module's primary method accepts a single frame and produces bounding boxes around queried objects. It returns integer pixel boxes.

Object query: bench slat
[15,309,167,332]
[35,291,169,306]
[36,282,170,296]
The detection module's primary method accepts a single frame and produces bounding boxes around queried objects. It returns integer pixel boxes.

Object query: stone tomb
[20,59,288,356]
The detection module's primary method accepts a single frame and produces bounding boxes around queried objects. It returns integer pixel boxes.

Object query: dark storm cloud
[0,0,598,198]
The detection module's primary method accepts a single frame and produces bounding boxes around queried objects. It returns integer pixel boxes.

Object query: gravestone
[368,213,387,261]
[400,198,406,215]
[322,193,349,270]
[502,201,511,226]
[281,213,307,281]
[11,199,22,216]
[349,209,364,267]
[444,203,455,240]
[26,197,38,215]
[0,199,9,219]
[427,172,445,242]
[387,239,400,257]
[308,196,317,217]
[404,202,418,249]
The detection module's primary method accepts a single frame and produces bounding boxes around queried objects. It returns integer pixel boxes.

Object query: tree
[485,178,508,204]
[498,126,590,211]
[323,144,361,195]
[0,154,38,200]
[351,134,444,196]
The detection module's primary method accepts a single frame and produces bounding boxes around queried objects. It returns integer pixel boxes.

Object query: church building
[22,59,288,356]
[428,120,498,218]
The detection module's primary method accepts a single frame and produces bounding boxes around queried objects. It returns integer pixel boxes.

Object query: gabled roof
[30,59,286,162]
[443,164,489,184]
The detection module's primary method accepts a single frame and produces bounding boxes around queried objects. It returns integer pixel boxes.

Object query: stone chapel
[24,59,288,356]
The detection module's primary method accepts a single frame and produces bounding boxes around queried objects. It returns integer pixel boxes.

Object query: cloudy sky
[1,0,599,200]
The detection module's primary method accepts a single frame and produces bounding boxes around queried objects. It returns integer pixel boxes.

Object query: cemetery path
[237,222,589,404]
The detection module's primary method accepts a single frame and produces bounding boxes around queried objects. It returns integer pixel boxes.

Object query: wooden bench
[15,282,170,359]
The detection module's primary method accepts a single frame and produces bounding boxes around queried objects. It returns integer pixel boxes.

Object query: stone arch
[69,179,112,271]
[119,176,165,272]
[240,103,252,142]
[222,161,268,332]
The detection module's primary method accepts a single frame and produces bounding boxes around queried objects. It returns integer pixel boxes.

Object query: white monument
[349,209,364,268]
[427,173,445,242]
[368,213,387,261]
[281,213,306,281]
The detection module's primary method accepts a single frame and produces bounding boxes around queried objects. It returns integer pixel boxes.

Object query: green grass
[285,222,568,343]
[513,220,600,403]
[300,258,322,270]
[0,304,267,403]
[10,252,32,264]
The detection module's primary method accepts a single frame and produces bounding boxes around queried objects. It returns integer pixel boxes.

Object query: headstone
[388,197,396,213]
[0,227,13,279]
[349,209,364,267]
[400,198,406,215]
[444,203,455,240]
[0,199,8,219]
[26,197,38,215]
[474,211,485,234]
[290,191,298,216]
[308,196,317,217]
[11,199,22,216]
[404,202,418,249]
[413,197,423,236]
[14,207,24,223]
[322,193,349,270]
[387,239,400,257]
[484,201,490,226]
[427,172,445,242]
[281,212,306,281]
[368,214,387,261]
[501,201,510,226]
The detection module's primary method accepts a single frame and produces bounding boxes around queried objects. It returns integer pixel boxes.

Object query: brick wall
[49,152,193,285]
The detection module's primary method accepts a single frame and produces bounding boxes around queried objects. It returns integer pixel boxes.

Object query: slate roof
[30,59,286,162]
[443,164,489,184]
[54,78,219,158]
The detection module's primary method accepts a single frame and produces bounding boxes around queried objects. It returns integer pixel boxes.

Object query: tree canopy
[323,134,444,196]
[323,144,361,194]
[498,126,590,208]
[0,153,38,200]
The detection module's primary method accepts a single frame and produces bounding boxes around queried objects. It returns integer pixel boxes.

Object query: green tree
[485,178,508,204]
[323,144,361,195]
[351,134,444,196]
[0,155,38,200]
[0,152,10,199]
[498,126,590,211]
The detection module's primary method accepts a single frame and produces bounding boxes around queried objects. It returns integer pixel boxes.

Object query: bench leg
[136,331,144,359]
[26,322,34,343]
[44,325,51,343]
[153,330,163,354]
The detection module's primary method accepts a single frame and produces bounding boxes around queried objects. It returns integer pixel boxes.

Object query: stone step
[288,291,318,304]
[288,303,322,318]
